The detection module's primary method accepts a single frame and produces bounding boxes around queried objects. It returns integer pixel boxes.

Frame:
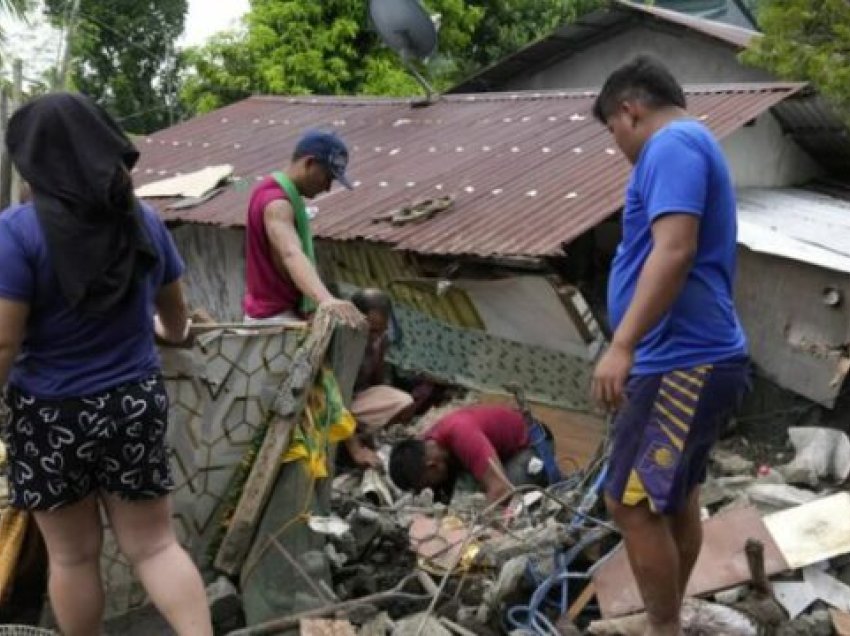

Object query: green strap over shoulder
[271,171,317,315]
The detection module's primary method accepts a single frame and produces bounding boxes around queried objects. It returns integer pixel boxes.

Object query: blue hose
[505,526,613,634]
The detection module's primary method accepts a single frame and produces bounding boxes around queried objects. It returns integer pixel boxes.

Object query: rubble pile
[248,423,850,636]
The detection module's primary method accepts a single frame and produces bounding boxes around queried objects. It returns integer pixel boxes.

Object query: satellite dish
[369,0,439,100]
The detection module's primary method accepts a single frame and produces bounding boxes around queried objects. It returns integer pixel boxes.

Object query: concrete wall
[736,249,850,406]
[102,330,303,617]
[722,114,824,187]
[503,24,771,92]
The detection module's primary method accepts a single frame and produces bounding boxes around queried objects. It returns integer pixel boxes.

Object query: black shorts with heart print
[1,374,174,511]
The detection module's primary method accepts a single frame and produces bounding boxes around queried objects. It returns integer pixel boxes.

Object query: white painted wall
[503,24,771,91]
[722,114,824,187]
[171,224,246,322]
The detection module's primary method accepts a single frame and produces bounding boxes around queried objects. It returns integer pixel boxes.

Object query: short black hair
[389,439,427,491]
[592,55,687,124]
[351,288,392,317]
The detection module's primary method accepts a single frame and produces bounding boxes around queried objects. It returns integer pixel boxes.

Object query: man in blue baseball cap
[294,129,354,190]
[243,129,363,328]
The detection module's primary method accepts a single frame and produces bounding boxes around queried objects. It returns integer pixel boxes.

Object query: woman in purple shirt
[0,94,211,635]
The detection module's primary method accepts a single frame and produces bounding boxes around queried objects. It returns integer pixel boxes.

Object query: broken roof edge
[736,187,850,274]
[141,82,807,259]
[315,236,554,265]
[448,0,761,94]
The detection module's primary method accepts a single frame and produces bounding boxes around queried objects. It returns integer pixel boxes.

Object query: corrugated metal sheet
[137,84,803,258]
[772,94,850,175]
[316,239,484,329]
[450,0,757,93]
[737,188,850,274]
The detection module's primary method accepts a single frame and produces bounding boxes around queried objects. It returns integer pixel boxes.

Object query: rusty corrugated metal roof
[137,83,803,258]
[450,0,758,93]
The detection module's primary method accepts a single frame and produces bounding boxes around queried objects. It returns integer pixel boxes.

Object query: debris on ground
[6,382,850,635]
[192,401,850,635]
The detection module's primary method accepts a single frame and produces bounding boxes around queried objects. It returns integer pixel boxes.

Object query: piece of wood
[227,575,429,636]
[189,320,309,334]
[299,618,357,636]
[830,608,850,636]
[214,307,339,575]
[764,492,850,570]
[593,505,788,617]
[744,539,771,597]
[567,582,596,621]
[0,509,29,602]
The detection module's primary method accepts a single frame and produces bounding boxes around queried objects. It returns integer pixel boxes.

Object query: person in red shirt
[389,404,552,503]
[243,130,362,327]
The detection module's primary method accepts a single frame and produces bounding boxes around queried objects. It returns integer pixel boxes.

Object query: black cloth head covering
[6,92,158,315]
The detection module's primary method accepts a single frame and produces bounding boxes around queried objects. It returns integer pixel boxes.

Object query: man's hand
[320,298,366,328]
[591,341,635,412]
[345,437,383,470]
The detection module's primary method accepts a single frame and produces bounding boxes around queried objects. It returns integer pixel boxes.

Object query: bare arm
[480,458,514,504]
[154,279,190,344]
[592,214,699,409]
[0,298,29,388]
[264,199,364,326]
[264,199,334,306]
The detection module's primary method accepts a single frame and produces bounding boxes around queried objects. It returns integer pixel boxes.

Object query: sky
[0,0,250,82]
[181,0,250,47]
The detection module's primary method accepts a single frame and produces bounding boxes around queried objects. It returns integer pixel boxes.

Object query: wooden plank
[300,618,356,636]
[214,307,342,575]
[567,582,596,621]
[831,609,850,636]
[593,506,788,617]
[764,492,850,570]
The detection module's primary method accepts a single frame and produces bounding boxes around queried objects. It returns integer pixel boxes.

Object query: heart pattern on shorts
[121,396,148,420]
[6,377,171,509]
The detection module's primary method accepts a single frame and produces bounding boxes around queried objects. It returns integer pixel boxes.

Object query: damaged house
[135,94,850,415]
[449,0,850,410]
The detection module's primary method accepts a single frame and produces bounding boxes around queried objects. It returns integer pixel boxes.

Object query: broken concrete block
[392,613,452,636]
[804,566,850,610]
[409,515,480,574]
[206,575,245,634]
[359,612,395,636]
[712,449,755,476]
[746,483,818,510]
[764,493,850,570]
[714,584,747,604]
[778,427,850,486]
[588,598,758,635]
[831,608,850,636]
[777,609,833,636]
[773,581,818,619]
[477,555,529,622]
[300,618,357,636]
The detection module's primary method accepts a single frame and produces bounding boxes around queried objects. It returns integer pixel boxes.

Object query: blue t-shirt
[0,203,185,398]
[607,119,747,375]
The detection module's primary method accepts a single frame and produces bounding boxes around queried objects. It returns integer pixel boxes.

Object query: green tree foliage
[743,0,850,124]
[0,0,29,18]
[44,0,187,133]
[462,0,602,76]
[180,0,602,115]
[180,0,480,114]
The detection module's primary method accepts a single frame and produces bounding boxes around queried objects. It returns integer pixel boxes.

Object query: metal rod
[227,574,427,636]
[268,536,333,604]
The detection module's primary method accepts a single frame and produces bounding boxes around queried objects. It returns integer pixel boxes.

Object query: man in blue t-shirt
[591,56,750,635]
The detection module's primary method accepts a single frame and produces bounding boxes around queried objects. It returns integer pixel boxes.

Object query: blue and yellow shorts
[604,359,750,515]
